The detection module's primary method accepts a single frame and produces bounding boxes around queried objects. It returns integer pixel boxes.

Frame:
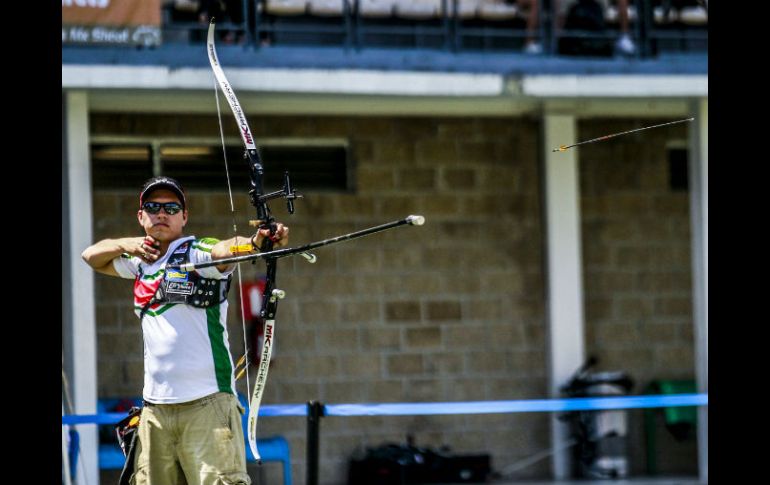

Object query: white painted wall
[689,98,708,484]
[63,90,100,485]
[542,113,586,479]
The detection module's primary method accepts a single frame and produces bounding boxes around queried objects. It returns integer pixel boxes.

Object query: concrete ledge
[523,75,708,97]
[62,65,504,96]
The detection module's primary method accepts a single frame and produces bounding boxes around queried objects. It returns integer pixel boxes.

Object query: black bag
[347,442,490,485]
[559,0,613,56]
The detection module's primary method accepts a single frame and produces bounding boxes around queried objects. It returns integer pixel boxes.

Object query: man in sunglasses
[81,175,289,485]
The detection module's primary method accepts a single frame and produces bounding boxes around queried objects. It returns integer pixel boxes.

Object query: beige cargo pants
[130,392,251,485]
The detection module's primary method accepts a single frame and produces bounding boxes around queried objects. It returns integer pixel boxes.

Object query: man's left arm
[210,223,290,273]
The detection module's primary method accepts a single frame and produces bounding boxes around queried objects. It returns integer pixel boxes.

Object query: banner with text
[62,0,162,46]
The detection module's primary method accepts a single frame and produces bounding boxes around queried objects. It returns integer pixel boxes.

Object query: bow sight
[244,147,301,219]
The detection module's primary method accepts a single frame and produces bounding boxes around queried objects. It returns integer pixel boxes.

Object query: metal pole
[344,0,352,50]
[62,402,73,485]
[255,0,264,48]
[306,400,325,485]
[354,0,361,49]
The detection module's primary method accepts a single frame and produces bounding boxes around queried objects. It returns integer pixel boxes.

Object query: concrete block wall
[88,113,696,483]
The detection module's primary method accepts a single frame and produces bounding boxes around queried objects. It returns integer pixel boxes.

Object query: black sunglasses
[142,201,183,215]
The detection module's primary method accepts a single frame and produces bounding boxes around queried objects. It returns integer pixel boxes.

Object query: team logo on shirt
[167,281,194,295]
[166,270,189,282]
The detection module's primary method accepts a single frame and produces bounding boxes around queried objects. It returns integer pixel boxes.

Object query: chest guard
[148,240,231,309]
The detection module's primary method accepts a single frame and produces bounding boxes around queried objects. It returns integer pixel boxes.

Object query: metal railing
[158,0,707,57]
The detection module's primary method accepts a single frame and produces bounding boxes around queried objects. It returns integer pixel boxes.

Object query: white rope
[498,438,577,477]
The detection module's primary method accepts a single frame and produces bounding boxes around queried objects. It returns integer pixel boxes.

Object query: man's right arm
[81,237,144,276]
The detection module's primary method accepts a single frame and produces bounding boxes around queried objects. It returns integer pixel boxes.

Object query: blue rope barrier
[61,404,309,425]
[62,394,706,425]
[325,393,708,417]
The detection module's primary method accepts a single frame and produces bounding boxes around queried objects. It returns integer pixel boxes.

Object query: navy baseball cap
[139,176,186,209]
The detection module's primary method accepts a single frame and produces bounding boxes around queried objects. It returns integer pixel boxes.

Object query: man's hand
[136,236,161,263]
[253,223,290,250]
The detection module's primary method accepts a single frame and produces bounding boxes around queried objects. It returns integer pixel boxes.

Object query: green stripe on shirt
[192,237,220,253]
[141,269,165,280]
[134,304,175,317]
[206,305,233,394]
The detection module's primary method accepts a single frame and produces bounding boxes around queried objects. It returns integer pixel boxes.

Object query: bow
[207,20,289,463]
[205,20,425,463]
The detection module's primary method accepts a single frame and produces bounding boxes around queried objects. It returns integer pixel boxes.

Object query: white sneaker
[524,41,543,55]
[615,34,636,56]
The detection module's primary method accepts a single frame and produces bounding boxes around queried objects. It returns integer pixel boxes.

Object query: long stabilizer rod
[178,215,426,271]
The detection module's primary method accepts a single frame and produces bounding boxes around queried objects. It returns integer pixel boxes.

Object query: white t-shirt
[113,235,237,404]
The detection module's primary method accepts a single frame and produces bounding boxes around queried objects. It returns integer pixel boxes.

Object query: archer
[81,175,289,485]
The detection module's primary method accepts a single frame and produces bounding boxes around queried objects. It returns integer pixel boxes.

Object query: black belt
[142,392,227,407]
